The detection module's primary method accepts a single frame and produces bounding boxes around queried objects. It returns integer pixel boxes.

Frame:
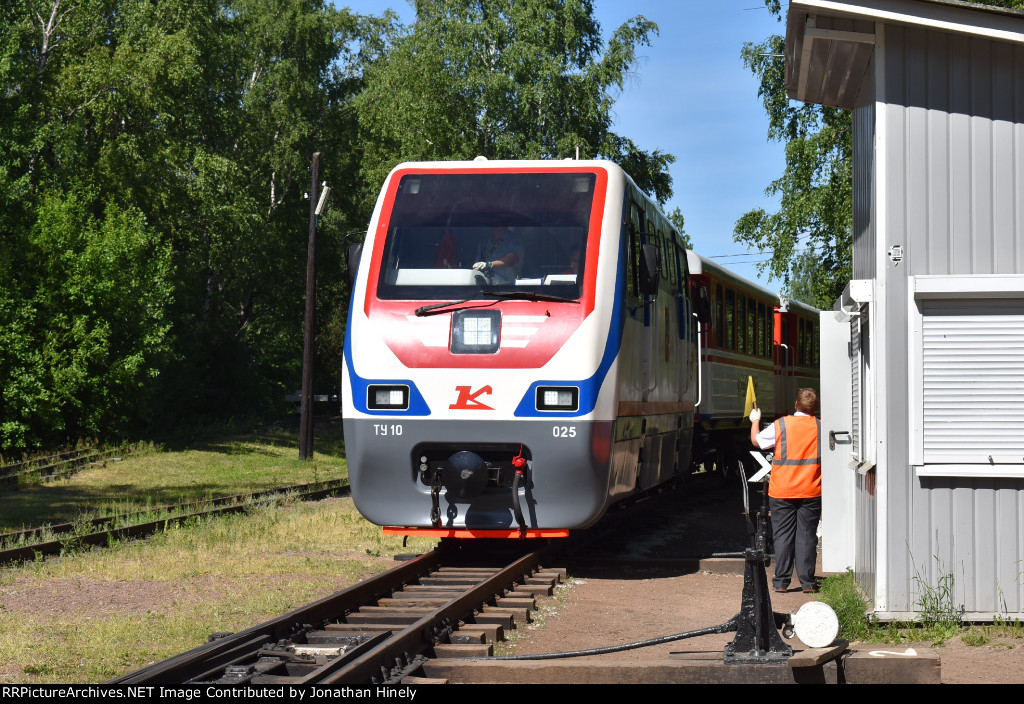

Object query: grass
[817,569,874,641]
[911,554,964,644]
[817,568,1024,649]
[0,496,436,683]
[0,422,349,532]
[0,420,441,683]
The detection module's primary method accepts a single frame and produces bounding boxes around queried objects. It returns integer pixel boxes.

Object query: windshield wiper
[414,289,579,316]
[414,291,490,316]
[478,290,580,304]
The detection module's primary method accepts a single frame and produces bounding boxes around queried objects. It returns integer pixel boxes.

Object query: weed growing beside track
[0,496,435,683]
[817,569,1024,649]
[0,425,349,531]
[0,421,437,684]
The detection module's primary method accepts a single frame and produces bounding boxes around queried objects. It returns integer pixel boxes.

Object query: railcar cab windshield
[375,171,596,302]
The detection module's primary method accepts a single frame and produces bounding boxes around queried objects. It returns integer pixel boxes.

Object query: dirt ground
[506,482,1024,685]
[2,485,1021,684]
[505,566,1024,684]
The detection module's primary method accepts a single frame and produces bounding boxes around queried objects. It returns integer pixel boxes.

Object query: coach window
[666,233,678,287]
[757,302,767,358]
[736,294,746,353]
[715,283,724,347]
[766,310,774,359]
[628,202,643,300]
[670,237,680,288]
[800,318,807,365]
[739,296,747,354]
[746,298,756,356]
[807,319,815,365]
[798,319,808,366]
[725,288,735,350]
[796,319,804,365]
[809,319,818,366]
[656,228,667,284]
[814,320,820,365]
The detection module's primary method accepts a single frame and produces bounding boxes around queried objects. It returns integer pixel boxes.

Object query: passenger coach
[688,253,820,476]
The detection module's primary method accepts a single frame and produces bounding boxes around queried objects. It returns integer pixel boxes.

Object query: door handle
[829,430,851,451]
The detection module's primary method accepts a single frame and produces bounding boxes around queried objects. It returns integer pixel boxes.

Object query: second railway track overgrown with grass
[0,425,348,532]
[0,422,435,684]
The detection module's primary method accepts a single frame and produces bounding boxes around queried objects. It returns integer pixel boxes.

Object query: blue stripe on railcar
[513,216,629,418]
[343,294,432,416]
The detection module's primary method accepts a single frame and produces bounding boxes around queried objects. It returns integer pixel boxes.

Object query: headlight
[536,386,579,411]
[367,385,409,410]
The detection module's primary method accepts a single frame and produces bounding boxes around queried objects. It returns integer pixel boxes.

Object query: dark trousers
[769,496,822,591]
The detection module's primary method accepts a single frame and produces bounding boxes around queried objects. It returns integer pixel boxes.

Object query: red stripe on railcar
[371,299,585,369]
[362,165,610,369]
[383,527,570,539]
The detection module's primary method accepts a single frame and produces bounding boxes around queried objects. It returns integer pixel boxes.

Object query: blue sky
[338,1,789,286]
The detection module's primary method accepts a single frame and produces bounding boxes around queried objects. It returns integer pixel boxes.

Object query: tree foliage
[737,27,851,310]
[0,0,676,451]
[0,0,363,448]
[667,207,693,250]
[739,0,1024,310]
[355,0,675,206]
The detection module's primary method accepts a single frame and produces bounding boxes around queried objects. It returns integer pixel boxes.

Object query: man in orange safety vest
[749,388,822,593]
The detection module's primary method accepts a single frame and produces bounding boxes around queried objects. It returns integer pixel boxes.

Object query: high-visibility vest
[769,415,822,499]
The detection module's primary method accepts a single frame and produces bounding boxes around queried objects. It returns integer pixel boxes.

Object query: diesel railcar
[342,159,699,538]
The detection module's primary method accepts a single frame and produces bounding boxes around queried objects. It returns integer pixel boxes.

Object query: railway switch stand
[723,547,793,664]
[723,452,793,664]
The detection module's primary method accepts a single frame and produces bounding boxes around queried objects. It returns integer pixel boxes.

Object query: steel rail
[108,546,552,685]
[0,447,109,476]
[0,446,132,486]
[0,480,348,565]
[109,549,444,684]
[321,550,544,685]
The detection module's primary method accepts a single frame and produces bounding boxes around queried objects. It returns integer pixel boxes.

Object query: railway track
[102,474,744,686]
[100,475,771,687]
[0,479,347,565]
[0,445,134,487]
[108,542,564,685]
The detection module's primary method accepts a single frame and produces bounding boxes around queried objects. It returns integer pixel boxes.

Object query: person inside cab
[473,225,523,284]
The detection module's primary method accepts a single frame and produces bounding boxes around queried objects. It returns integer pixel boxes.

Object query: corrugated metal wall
[879,23,1024,616]
[853,58,876,281]
[850,52,877,604]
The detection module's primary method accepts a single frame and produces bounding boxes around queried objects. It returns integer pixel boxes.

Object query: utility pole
[299,152,320,460]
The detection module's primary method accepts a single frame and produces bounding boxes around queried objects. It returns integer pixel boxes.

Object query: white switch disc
[792,601,840,648]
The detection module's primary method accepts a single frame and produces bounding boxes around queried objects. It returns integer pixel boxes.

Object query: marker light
[536,386,579,411]
[367,385,410,410]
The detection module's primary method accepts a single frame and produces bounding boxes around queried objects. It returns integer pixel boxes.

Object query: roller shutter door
[921,299,1024,464]
[850,311,862,462]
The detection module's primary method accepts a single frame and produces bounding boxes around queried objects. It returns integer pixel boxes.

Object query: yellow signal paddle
[743,375,757,418]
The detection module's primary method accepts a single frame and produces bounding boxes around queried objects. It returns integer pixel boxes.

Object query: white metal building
[788,0,1024,619]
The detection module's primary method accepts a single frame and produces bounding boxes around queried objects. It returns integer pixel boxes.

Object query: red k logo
[450,385,494,410]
